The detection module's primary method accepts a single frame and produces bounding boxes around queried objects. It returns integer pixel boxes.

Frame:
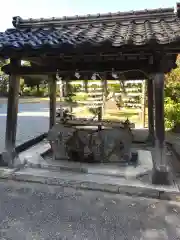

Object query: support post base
[152,165,172,185]
[1,149,24,168]
[146,134,155,146]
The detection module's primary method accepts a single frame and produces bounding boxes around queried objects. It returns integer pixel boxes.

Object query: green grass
[108,112,138,118]
[73,107,144,125]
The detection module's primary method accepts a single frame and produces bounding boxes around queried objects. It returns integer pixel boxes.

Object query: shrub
[23,87,31,96]
[164,97,180,129]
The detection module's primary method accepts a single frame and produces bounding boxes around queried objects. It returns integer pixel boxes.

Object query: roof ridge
[12,7,175,28]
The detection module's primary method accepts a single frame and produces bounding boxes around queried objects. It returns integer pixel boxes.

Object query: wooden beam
[1,43,178,60]
[1,61,151,74]
[1,65,153,81]
[2,59,153,73]
[2,58,175,76]
[2,52,176,82]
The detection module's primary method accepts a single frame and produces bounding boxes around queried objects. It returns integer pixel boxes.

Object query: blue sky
[0,0,176,31]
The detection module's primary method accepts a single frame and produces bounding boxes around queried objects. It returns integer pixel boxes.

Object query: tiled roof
[0,7,180,55]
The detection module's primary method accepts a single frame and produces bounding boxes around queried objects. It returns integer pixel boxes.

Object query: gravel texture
[0,180,180,239]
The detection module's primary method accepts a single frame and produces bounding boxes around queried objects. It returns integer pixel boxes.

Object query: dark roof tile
[12,8,175,28]
[0,7,179,55]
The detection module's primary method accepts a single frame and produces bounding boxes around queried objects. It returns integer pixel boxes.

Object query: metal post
[4,59,20,166]
[48,75,56,129]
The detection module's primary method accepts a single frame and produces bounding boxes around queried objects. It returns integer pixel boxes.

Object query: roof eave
[12,7,175,29]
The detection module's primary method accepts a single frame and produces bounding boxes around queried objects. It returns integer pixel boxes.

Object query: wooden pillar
[59,78,63,101]
[98,107,102,131]
[141,80,146,128]
[58,78,64,118]
[4,59,20,166]
[62,80,66,97]
[101,75,107,117]
[83,79,88,93]
[65,77,73,117]
[154,72,165,159]
[63,78,70,98]
[147,77,155,145]
[152,56,171,185]
[48,75,56,129]
[104,78,108,98]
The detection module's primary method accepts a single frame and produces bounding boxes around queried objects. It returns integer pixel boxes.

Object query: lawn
[73,107,148,127]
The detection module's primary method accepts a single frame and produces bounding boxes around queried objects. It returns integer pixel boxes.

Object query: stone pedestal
[146,134,155,146]
[2,149,23,168]
[152,165,172,185]
[48,123,133,163]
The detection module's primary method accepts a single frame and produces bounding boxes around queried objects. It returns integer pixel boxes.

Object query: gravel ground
[0,180,180,240]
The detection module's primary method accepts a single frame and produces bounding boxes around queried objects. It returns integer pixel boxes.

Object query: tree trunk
[37,84,40,94]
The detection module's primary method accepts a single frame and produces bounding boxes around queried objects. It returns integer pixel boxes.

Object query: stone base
[152,166,172,185]
[145,134,155,146]
[1,150,24,168]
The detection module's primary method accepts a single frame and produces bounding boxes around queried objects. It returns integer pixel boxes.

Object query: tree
[22,61,43,94]
[164,55,180,130]
[24,76,42,93]
[165,67,180,102]
[0,60,9,96]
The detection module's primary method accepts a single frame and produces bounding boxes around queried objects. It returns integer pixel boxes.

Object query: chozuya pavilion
[0,4,180,185]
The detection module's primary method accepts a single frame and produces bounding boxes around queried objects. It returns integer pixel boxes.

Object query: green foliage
[23,86,48,97]
[0,60,9,96]
[64,83,76,103]
[22,61,31,66]
[22,87,31,96]
[164,56,180,129]
[164,97,180,129]
[115,95,124,109]
[89,107,99,116]
[165,68,180,102]
[24,77,42,88]
[108,83,120,92]
[72,92,88,102]
[72,85,81,92]
[64,83,88,103]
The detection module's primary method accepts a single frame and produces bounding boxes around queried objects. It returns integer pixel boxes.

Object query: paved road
[0,102,49,151]
[0,180,179,239]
